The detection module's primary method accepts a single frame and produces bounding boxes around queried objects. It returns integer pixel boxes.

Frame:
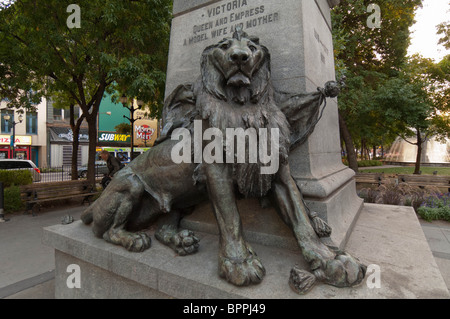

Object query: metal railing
[36,165,108,183]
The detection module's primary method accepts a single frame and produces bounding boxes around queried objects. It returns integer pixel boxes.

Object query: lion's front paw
[219,248,266,286]
[104,229,152,252]
[125,232,152,252]
[313,252,367,288]
[289,265,317,295]
[170,229,200,256]
[155,225,200,256]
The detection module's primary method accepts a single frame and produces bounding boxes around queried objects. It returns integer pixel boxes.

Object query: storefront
[48,127,89,166]
[97,132,151,163]
[97,146,151,164]
[0,135,32,160]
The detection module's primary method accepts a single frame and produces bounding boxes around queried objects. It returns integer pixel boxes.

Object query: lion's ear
[249,36,260,45]
[249,46,271,103]
[201,45,227,101]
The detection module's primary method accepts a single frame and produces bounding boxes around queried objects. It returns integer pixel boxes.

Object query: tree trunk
[360,140,364,160]
[85,85,106,186]
[373,145,377,160]
[414,129,422,175]
[70,105,84,181]
[338,112,359,173]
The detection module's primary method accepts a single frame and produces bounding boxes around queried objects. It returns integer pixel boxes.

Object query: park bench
[20,180,100,216]
[354,173,385,186]
[355,173,450,191]
[398,174,450,190]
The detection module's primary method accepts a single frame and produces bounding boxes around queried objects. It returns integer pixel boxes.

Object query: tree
[51,91,86,180]
[437,21,450,50]
[0,0,172,184]
[373,55,450,174]
[115,123,131,135]
[331,0,423,172]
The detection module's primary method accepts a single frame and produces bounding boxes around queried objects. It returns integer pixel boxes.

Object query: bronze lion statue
[81,28,366,294]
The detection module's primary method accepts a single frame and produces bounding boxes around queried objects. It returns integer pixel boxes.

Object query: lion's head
[201,27,271,104]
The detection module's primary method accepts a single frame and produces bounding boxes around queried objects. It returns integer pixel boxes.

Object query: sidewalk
[1,204,449,299]
[0,205,85,299]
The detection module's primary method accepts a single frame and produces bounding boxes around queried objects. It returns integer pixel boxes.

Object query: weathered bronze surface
[81,28,366,293]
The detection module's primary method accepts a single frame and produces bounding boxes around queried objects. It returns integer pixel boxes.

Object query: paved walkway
[0,204,449,298]
[0,205,84,299]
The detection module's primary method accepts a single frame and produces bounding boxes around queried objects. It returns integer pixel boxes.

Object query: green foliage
[0,170,33,187]
[0,0,172,182]
[357,160,384,167]
[332,1,450,173]
[418,207,450,222]
[332,1,423,156]
[342,159,383,167]
[4,185,23,213]
[437,22,450,50]
[418,193,450,222]
[114,123,132,134]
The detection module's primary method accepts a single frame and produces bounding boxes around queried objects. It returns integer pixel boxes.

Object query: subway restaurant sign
[0,135,32,145]
[98,132,131,144]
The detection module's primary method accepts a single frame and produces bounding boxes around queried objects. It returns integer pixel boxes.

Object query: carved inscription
[183,0,280,46]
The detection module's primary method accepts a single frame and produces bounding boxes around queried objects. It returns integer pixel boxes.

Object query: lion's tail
[80,209,93,225]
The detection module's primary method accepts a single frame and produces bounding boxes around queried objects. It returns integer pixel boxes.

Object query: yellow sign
[134,119,158,147]
[0,135,32,145]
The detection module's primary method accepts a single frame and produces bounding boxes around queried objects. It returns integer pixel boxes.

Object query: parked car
[72,161,109,178]
[0,159,42,182]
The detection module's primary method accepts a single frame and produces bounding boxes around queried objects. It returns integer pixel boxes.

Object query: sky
[408,0,450,62]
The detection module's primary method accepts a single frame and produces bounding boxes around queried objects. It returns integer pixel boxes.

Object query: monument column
[167,0,363,248]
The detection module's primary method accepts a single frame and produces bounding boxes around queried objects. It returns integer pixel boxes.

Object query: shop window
[26,112,38,135]
[1,110,14,134]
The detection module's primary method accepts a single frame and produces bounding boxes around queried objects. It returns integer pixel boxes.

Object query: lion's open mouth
[227,72,251,87]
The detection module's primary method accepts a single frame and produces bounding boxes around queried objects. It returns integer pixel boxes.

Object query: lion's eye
[249,45,257,53]
[220,42,230,50]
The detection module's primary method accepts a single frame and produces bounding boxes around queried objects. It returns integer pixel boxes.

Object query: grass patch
[361,167,450,176]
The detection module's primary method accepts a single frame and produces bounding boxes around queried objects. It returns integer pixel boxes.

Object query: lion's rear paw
[219,249,266,286]
[313,252,367,288]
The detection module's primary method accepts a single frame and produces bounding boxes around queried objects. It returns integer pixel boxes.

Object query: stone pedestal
[43,204,450,299]
[166,0,362,248]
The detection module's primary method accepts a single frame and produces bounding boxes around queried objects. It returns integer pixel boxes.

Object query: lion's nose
[230,49,249,64]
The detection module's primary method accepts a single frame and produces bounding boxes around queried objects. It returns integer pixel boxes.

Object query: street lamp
[3,113,23,159]
[121,95,143,161]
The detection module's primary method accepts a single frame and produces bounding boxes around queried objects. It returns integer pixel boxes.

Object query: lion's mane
[193,31,291,198]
